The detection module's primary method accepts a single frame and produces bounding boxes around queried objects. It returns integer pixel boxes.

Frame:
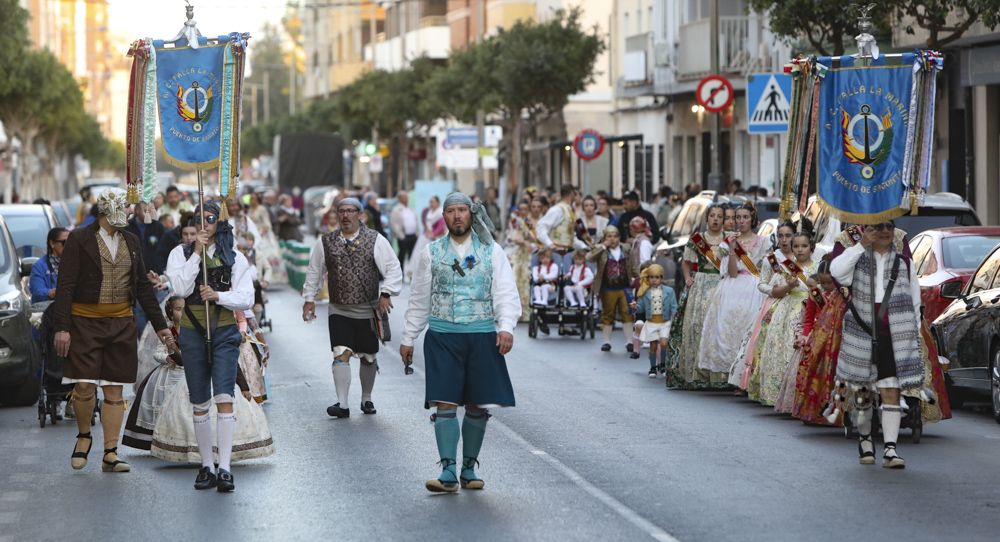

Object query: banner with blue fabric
[817,53,915,223]
[153,39,226,169]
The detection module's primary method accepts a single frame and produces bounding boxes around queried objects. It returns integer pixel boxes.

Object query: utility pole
[475,0,486,194]
[369,1,379,192]
[707,0,722,191]
[263,69,271,123]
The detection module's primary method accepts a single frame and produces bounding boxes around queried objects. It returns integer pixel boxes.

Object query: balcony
[366,24,450,71]
[676,15,761,80]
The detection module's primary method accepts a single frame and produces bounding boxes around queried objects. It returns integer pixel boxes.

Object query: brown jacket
[53,222,168,333]
[586,243,632,293]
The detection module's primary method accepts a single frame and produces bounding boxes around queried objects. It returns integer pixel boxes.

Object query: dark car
[0,215,40,407]
[0,204,59,258]
[932,242,1000,420]
[910,227,1000,323]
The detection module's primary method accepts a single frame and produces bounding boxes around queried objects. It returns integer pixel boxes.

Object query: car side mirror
[939,281,963,300]
[20,257,38,279]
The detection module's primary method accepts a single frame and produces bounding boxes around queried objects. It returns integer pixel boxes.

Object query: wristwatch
[379,292,390,299]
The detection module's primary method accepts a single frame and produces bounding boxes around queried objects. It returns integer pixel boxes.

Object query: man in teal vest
[400,192,521,493]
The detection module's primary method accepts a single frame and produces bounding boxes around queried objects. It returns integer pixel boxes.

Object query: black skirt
[328,314,380,355]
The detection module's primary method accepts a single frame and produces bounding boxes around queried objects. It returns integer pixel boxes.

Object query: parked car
[0,204,59,258]
[50,201,73,229]
[932,242,1000,419]
[0,215,40,407]
[909,227,1000,323]
[803,193,981,255]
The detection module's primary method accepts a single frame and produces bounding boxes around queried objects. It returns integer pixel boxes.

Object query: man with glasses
[165,201,255,492]
[831,220,923,469]
[302,197,402,418]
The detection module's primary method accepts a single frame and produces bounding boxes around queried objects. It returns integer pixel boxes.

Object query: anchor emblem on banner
[176,80,214,133]
[840,103,893,180]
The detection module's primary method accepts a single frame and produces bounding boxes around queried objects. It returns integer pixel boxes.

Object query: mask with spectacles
[193,214,219,225]
[869,222,894,232]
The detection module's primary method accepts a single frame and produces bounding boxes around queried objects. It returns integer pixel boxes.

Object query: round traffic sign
[573,129,605,161]
[696,75,734,113]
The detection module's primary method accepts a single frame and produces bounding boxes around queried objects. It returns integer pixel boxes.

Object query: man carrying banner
[165,201,255,491]
[302,197,402,418]
[400,192,520,493]
[830,221,923,469]
[54,190,172,474]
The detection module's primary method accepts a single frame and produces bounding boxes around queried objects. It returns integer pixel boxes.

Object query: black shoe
[629,352,641,360]
[361,401,377,415]
[216,468,235,492]
[194,466,217,490]
[648,368,657,378]
[539,322,550,335]
[326,403,350,418]
[626,343,635,353]
[601,343,611,352]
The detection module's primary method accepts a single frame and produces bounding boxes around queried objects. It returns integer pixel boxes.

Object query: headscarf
[193,201,236,267]
[637,263,664,298]
[337,197,364,212]
[96,189,128,228]
[443,192,495,244]
[629,216,650,237]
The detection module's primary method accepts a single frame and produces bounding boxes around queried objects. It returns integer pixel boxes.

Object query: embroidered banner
[153,39,226,169]
[816,54,915,224]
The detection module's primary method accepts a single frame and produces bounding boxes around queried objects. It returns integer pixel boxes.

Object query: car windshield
[4,214,50,257]
[894,210,980,237]
[942,235,1000,269]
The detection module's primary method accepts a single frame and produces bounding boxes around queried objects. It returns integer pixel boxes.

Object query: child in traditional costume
[123,296,186,451]
[631,264,677,378]
[768,231,818,411]
[563,249,595,307]
[791,259,846,425]
[531,248,559,306]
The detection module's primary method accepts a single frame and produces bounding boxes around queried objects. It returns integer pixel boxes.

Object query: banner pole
[197,168,212,343]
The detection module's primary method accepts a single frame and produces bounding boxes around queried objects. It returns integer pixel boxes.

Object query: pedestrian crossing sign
[746,72,792,134]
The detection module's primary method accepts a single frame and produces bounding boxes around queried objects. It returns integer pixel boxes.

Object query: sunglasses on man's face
[870,223,894,232]
[194,214,219,225]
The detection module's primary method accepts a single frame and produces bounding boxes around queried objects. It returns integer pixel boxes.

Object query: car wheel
[992,345,1000,424]
[1,374,41,408]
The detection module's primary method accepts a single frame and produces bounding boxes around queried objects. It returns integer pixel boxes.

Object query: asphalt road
[3,285,1000,541]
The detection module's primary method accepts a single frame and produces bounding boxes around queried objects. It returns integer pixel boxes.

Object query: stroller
[527,277,596,340]
[34,303,99,428]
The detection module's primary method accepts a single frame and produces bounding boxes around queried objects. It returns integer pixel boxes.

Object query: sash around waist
[429,317,495,334]
[71,302,133,319]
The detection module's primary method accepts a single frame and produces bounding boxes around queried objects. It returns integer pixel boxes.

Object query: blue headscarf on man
[190,201,237,267]
[443,192,495,245]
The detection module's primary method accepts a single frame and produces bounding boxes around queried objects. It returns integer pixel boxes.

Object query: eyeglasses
[338,208,360,215]
[870,223,894,232]
[53,239,67,245]
[193,214,218,225]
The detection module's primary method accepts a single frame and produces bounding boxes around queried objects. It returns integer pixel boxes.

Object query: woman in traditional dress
[248,193,286,286]
[764,230,817,409]
[791,259,846,425]
[665,204,726,389]
[737,221,795,394]
[574,195,609,249]
[506,198,538,321]
[722,206,736,233]
[698,203,768,379]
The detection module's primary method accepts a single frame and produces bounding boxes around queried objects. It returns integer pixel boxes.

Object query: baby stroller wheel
[47,397,59,425]
[37,400,46,428]
[91,398,101,426]
[911,425,922,443]
[528,312,537,339]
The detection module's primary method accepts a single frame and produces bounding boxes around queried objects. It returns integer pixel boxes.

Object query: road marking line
[398,352,681,542]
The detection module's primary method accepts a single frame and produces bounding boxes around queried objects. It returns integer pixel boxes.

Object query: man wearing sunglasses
[830,220,923,469]
[165,201,255,492]
[302,197,402,419]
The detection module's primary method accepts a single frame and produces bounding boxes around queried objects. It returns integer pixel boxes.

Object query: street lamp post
[707,0,722,191]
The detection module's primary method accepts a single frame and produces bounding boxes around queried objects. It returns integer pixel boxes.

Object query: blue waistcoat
[428,232,494,333]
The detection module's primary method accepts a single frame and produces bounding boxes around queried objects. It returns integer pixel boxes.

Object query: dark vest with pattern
[322,225,380,306]
[183,243,233,305]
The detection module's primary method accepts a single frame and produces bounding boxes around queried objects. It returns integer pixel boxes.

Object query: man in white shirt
[302,197,402,419]
[165,200,255,492]
[400,192,520,493]
[535,185,579,272]
[389,191,419,277]
[830,221,923,470]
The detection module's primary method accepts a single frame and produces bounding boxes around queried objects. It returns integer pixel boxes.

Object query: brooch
[464,255,477,270]
[451,259,466,277]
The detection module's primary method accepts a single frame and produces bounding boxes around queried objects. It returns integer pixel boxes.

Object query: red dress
[791,289,847,425]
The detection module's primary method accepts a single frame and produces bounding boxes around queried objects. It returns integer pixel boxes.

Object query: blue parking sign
[747,73,792,134]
